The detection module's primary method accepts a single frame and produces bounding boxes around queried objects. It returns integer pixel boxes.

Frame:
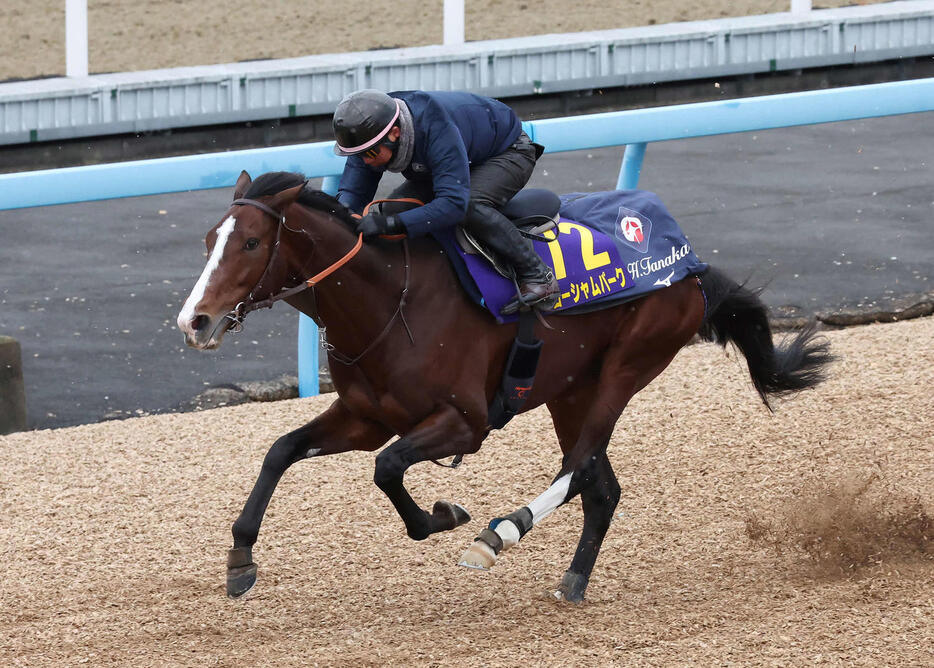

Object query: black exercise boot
[500,249,559,315]
[464,201,559,315]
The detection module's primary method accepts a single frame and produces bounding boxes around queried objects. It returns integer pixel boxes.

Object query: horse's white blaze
[177,215,237,331]
[526,472,572,525]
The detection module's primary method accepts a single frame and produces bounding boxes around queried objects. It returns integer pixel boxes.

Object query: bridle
[223,195,363,328]
[222,194,414,366]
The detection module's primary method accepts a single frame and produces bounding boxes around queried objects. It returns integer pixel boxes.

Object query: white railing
[62,1,817,78]
[65,0,88,77]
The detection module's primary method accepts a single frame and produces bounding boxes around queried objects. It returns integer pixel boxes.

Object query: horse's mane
[244,171,356,226]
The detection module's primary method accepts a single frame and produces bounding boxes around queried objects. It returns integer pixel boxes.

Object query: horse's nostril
[191,314,210,332]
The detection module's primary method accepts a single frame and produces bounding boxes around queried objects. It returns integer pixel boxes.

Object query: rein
[224,195,415,366]
[325,239,414,366]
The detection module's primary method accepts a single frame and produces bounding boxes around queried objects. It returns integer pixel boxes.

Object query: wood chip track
[2,317,932,666]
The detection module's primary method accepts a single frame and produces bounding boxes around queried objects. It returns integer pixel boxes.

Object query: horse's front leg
[373,403,480,541]
[227,399,392,598]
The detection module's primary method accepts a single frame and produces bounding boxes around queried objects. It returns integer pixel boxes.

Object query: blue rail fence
[2,77,933,395]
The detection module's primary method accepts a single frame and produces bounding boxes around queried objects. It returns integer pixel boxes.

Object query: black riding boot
[465,202,559,314]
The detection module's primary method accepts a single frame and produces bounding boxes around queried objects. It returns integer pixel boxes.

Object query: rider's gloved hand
[356,212,403,239]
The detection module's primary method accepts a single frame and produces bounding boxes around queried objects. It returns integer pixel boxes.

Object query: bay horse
[177,171,832,602]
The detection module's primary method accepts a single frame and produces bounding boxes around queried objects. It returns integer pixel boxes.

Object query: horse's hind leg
[458,381,629,601]
[457,433,616,596]
[460,283,705,598]
[557,451,620,601]
[547,394,622,601]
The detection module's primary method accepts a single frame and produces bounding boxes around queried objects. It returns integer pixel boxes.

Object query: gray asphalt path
[1,112,931,429]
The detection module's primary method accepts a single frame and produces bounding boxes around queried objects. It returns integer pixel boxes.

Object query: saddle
[375,189,708,324]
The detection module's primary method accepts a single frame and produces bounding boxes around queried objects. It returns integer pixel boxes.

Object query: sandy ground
[2,1,888,81]
[3,2,929,664]
[1,315,931,666]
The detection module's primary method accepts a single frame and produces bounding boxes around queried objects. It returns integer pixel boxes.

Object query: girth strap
[486,309,543,430]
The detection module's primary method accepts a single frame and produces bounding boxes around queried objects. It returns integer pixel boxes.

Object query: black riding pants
[387,132,539,235]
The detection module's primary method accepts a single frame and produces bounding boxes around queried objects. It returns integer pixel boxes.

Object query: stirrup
[501,292,558,316]
[500,276,559,315]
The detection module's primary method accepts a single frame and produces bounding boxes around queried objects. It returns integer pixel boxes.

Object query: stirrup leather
[454,214,559,281]
[455,226,515,280]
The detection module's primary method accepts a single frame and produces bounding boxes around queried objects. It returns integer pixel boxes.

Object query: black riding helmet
[332,89,401,157]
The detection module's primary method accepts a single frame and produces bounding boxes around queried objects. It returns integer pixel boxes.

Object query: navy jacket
[336,90,523,239]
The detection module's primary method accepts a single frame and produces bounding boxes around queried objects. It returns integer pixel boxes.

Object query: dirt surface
[1,315,932,666]
[3,2,929,664]
[2,1,887,81]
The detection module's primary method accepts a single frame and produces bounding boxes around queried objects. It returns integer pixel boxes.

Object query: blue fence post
[617,142,647,190]
[296,315,319,398]
[297,173,341,398]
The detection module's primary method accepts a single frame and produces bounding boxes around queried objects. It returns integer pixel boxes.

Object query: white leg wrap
[493,520,521,550]
[459,472,573,572]
[526,472,572,525]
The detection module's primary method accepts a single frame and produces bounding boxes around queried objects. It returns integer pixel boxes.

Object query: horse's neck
[288,208,408,349]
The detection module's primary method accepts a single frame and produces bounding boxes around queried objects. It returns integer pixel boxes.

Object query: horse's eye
[244,238,260,251]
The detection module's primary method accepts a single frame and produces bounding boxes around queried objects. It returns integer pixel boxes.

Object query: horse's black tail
[697,266,834,409]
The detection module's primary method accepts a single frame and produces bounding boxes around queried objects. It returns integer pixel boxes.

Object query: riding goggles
[363,135,398,159]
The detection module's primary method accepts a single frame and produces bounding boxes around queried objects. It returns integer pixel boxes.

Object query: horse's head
[177,170,306,349]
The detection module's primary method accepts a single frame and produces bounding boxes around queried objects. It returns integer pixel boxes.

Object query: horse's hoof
[226,546,257,599]
[227,563,258,598]
[432,500,471,531]
[457,540,497,571]
[554,569,588,603]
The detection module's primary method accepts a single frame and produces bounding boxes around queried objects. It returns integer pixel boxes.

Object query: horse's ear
[233,171,252,201]
[266,183,305,212]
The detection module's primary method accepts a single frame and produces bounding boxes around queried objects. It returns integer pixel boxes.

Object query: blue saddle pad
[430,190,707,323]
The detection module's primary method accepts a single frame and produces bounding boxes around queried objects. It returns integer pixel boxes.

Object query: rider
[331,89,559,314]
